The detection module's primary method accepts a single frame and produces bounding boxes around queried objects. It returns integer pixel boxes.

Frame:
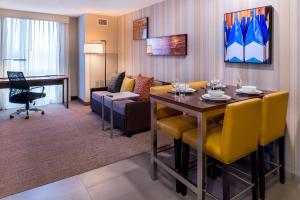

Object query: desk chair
[7,71,46,119]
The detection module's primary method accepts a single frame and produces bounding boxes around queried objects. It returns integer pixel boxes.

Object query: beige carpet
[0,101,171,198]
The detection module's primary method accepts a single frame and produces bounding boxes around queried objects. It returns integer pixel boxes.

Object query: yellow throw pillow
[120,77,135,92]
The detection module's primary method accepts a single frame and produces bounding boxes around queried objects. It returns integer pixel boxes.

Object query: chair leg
[279,136,285,184]
[174,139,182,193]
[251,151,258,200]
[222,164,230,200]
[181,143,190,196]
[258,145,265,200]
[207,157,218,179]
[25,102,30,119]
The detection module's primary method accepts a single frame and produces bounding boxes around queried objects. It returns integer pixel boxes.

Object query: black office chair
[7,71,46,119]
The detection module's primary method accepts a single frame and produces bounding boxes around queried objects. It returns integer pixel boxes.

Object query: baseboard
[71,96,78,100]
[78,97,90,106]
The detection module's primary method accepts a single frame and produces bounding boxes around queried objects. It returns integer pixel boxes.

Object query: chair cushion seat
[183,125,225,163]
[11,92,46,104]
[157,104,182,120]
[157,115,197,140]
[112,100,135,115]
[182,124,222,151]
[204,126,223,161]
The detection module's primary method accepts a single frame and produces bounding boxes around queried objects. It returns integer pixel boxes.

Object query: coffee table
[102,92,140,138]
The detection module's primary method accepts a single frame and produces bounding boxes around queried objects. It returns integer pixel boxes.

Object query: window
[0,17,68,109]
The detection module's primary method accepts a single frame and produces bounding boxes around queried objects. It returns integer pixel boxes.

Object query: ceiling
[0,0,166,16]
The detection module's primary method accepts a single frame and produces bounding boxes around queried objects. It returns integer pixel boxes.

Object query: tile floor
[1,153,300,200]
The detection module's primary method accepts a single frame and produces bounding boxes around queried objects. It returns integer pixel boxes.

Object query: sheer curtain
[0,17,69,109]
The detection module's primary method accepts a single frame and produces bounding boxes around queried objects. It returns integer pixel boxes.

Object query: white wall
[118,0,199,83]
[78,15,86,102]
[69,17,79,97]
[198,0,300,175]
[78,14,118,103]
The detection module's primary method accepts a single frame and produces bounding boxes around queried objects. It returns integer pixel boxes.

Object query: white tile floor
[1,153,300,200]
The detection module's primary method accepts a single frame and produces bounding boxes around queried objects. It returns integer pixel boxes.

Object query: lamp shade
[84,43,104,54]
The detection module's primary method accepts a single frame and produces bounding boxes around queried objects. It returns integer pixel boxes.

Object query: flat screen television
[147,34,188,56]
[224,6,273,64]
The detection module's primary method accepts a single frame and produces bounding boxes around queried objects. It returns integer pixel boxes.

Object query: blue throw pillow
[107,72,125,93]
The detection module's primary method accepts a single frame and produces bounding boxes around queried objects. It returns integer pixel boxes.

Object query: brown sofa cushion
[133,74,154,101]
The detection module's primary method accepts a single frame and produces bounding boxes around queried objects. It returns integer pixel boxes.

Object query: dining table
[149,85,272,200]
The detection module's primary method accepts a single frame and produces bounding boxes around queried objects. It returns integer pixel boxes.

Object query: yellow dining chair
[188,81,207,89]
[181,99,262,200]
[258,91,289,200]
[153,81,224,193]
[150,85,182,120]
[157,108,225,193]
[157,114,197,193]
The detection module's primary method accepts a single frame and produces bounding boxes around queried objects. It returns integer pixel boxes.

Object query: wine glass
[237,78,242,89]
[172,79,179,97]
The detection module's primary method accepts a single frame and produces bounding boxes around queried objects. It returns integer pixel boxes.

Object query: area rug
[0,101,171,198]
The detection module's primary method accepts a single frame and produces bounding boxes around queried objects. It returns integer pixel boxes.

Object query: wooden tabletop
[0,75,69,89]
[0,75,68,81]
[150,86,272,113]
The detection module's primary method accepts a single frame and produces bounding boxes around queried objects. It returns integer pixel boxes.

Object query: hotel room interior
[0,0,299,200]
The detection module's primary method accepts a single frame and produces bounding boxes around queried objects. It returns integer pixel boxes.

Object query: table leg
[62,80,65,105]
[102,96,105,131]
[197,113,205,200]
[150,100,158,180]
[110,100,113,138]
[66,78,69,109]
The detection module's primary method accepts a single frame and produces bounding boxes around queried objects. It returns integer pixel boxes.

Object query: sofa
[90,79,171,137]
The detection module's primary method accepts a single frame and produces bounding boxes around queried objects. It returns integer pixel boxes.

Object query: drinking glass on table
[237,78,242,89]
[172,80,179,97]
[178,82,187,97]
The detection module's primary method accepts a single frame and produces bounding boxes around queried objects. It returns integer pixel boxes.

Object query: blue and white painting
[224,6,272,64]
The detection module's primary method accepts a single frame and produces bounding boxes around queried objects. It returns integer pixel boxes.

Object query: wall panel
[118,0,300,175]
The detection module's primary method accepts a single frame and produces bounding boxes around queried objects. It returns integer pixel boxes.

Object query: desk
[0,75,69,108]
[150,86,272,200]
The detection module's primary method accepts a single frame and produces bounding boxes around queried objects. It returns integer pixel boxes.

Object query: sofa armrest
[90,87,108,100]
[91,87,108,93]
[125,100,151,133]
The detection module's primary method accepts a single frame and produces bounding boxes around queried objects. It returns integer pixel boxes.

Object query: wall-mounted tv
[224,6,273,64]
[147,34,188,56]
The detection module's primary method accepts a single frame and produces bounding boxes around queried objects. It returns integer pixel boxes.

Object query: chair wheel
[41,111,45,115]
[25,116,29,119]
[10,115,14,119]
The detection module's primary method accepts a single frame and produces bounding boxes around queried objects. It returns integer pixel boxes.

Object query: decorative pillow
[107,72,125,93]
[120,77,135,92]
[133,74,154,101]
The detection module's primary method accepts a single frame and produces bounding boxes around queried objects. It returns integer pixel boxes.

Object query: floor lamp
[84,42,107,88]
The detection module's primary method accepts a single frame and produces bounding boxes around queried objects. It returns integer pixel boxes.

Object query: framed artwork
[133,17,149,40]
[224,6,273,64]
[146,34,188,56]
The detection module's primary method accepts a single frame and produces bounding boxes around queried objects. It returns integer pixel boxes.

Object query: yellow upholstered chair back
[150,85,172,94]
[221,99,262,164]
[259,91,289,146]
[188,81,207,89]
